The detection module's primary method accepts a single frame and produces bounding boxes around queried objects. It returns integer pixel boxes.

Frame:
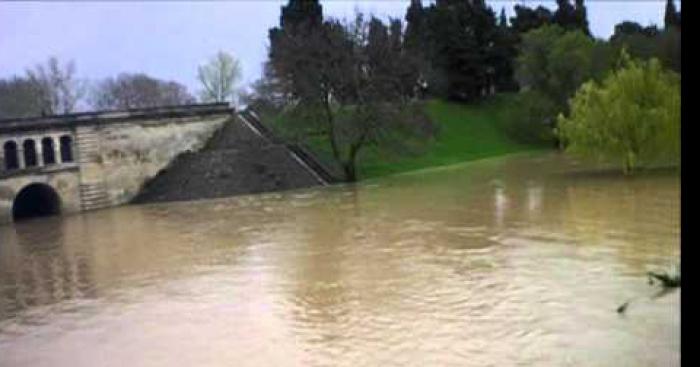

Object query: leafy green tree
[609,21,680,74]
[500,91,557,145]
[557,54,680,174]
[655,28,681,73]
[515,25,595,109]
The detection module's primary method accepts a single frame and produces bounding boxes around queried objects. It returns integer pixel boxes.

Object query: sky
[0,1,680,101]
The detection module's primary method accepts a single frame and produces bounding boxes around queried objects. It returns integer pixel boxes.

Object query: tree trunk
[623,151,637,175]
[323,98,342,163]
[343,162,357,182]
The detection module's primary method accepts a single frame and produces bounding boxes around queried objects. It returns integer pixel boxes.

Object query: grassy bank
[263,94,549,180]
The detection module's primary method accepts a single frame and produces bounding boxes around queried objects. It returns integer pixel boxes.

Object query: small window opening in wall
[23,139,37,167]
[4,141,19,170]
[42,137,56,165]
[60,135,73,163]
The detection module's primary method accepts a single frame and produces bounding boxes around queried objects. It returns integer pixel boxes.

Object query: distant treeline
[0,52,243,119]
[246,0,680,110]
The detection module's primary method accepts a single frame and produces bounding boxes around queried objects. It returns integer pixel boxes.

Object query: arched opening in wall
[12,183,62,221]
[60,136,73,163]
[4,141,19,170]
[23,139,37,167]
[42,137,56,165]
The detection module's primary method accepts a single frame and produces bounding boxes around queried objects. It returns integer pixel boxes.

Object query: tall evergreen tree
[424,0,502,100]
[388,18,403,54]
[574,0,591,36]
[510,5,553,34]
[267,0,326,104]
[368,17,391,78]
[553,0,576,30]
[499,7,508,28]
[494,7,518,92]
[664,0,680,29]
[280,0,323,31]
[553,0,589,35]
[404,0,426,51]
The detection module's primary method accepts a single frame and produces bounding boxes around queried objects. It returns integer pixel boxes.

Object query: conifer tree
[574,0,591,36]
[664,0,681,29]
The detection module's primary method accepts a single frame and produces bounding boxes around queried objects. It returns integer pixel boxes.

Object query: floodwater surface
[0,153,680,366]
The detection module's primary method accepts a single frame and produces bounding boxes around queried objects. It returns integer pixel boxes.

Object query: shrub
[500,91,557,145]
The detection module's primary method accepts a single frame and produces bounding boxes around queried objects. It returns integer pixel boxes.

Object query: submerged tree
[557,53,680,174]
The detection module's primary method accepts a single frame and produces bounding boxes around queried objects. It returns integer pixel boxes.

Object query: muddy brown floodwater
[0,152,680,366]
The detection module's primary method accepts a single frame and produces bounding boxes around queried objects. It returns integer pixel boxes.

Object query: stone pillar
[55,137,62,164]
[36,139,44,167]
[17,147,25,169]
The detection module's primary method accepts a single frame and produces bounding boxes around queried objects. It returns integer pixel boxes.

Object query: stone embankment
[132,113,336,204]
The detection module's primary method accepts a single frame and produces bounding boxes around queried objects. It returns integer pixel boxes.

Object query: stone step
[79,182,109,211]
[80,190,108,197]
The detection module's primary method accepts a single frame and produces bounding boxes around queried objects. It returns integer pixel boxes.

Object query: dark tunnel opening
[12,183,62,221]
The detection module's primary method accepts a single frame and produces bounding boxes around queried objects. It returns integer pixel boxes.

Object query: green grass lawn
[359,97,546,178]
[262,95,549,180]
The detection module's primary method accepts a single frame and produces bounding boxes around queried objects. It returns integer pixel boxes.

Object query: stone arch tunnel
[12,183,62,221]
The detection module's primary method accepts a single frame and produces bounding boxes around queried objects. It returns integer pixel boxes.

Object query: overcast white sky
[0,1,680,97]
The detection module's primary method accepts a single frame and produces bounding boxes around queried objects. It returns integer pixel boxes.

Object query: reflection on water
[0,153,679,366]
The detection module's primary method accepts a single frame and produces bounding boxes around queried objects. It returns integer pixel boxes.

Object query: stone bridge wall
[0,104,231,224]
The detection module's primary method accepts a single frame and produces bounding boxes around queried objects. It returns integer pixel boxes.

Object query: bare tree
[242,64,290,113]
[26,57,85,115]
[268,13,436,181]
[197,51,242,105]
[90,73,195,110]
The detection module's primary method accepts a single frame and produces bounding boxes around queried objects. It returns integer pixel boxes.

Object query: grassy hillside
[262,95,548,180]
[360,97,545,178]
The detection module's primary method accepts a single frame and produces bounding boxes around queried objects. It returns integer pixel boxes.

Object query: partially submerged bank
[262,95,549,181]
[133,96,549,204]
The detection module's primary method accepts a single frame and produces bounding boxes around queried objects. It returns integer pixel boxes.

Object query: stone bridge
[0,104,232,224]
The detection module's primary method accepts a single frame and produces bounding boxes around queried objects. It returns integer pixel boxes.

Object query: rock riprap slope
[132,116,324,203]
